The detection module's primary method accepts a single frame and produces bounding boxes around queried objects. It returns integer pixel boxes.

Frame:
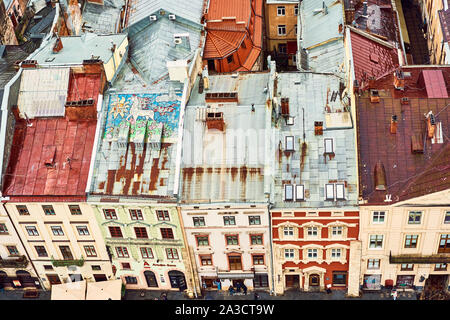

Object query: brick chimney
[53,36,63,53]
[393,70,405,90]
[370,90,380,103]
[390,115,397,134]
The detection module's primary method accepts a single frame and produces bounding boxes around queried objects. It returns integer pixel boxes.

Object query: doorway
[168,271,187,291]
[207,59,215,72]
[285,275,299,289]
[46,274,61,286]
[144,271,158,288]
[16,270,35,288]
[309,274,320,287]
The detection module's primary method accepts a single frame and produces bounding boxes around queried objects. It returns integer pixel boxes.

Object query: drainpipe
[1,202,47,292]
[268,202,276,296]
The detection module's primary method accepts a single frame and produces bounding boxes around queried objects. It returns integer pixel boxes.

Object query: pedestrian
[0,283,4,294]
[160,292,168,300]
[236,282,242,293]
[216,280,222,291]
[242,284,247,295]
[228,286,235,296]
[254,292,260,300]
[326,284,332,294]
[391,289,398,301]
[202,281,207,289]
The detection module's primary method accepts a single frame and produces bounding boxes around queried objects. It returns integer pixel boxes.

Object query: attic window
[285,136,294,151]
[336,184,345,200]
[284,184,293,201]
[324,138,334,154]
[45,57,55,62]
[295,185,304,201]
[325,184,335,200]
[286,116,294,125]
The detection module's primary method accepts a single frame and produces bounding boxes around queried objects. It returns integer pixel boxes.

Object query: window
[42,205,55,215]
[69,205,82,215]
[325,184,335,200]
[166,248,179,260]
[120,263,131,270]
[372,211,385,223]
[134,227,148,239]
[277,6,285,16]
[44,265,53,270]
[129,209,143,220]
[307,227,318,237]
[26,226,39,236]
[367,259,380,269]
[140,247,154,259]
[278,43,287,54]
[35,245,48,257]
[332,226,343,236]
[331,248,341,258]
[404,235,418,248]
[7,246,19,255]
[285,136,294,151]
[284,184,293,201]
[283,227,294,236]
[295,185,304,201]
[17,205,29,215]
[156,210,170,221]
[76,226,90,236]
[249,216,261,225]
[278,25,286,36]
[59,246,73,260]
[408,211,422,224]
[250,234,263,245]
[227,55,233,64]
[200,255,212,266]
[369,235,383,248]
[332,272,347,286]
[324,138,334,154]
[294,4,299,15]
[444,211,450,224]
[401,264,414,271]
[108,226,123,238]
[115,247,129,258]
[438,234,450,253]
[254,274,269,288]
[125,276,137,284]
[84,245,97,257]
[223,216,236,226]
[226,235,239,245]
[196,236,209,246]
[51,226,64,236]
[193,217,205,226]
[284,249,294,259]
[294,24,297,35]
[435,263,447,271]
[253,255,264,265]
[307,249,318,258]
[91,265,101,271]
[103,209,117,220]
[336,184,345,200]
[228,255,242,270]
[0,223,8,234]
[160,228,174,239]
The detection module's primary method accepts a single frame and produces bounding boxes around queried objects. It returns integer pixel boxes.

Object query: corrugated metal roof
[17,68,70,119]
[0,46,29,89]
[421,70,449,99]
[127,0,205,28]
[82,0,125,34]
[206,0,250,22]
[272,72,358,208]
[300,0,344,49]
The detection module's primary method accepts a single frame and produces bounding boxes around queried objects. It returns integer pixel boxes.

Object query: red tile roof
[419,70,449,99]
[356,66,450,205]
[350,29,399,85]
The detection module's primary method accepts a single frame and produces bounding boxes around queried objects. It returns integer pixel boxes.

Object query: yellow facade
[104,37,129,82]
[419,0,447,64]
[4,202,113,289]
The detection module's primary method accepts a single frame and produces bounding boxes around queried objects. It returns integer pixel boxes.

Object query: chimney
[281,98,290,116]
[393,70,405,90]
[390,115,397,134]
[314,121,323,135]
[427,112,436,139]
[374,161,387,191]
[370,90,380,103]
[368,77,376,89]
[400,97,409,105]
[53,36,63,53]
[20,60,38,68]
[362,1,368,16]
[353,79,360,94]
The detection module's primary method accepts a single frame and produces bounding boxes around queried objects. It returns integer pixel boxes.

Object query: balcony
[51,256,85,267]
[105,237,183,246]
[0,255,29,268]
[389,252,450,264]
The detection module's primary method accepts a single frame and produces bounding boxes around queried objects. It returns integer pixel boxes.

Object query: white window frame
[307,249,318,259]
[284,184,294,201]
[332,226,343,237]
[278,25,287,36]
[51,226,64,236]
[367,258,380,269]
[324,138,334,154]
[283,226,294,237]
[336,184,345,200]
[331,248,341,258]
[76,225,90,236]
[307,227,318,237]
[285,136,294,151]
[369,235,384,249]
[325,184,335,200]
[284,249,294,259]
[372,211,386,224]
[277,6,286,16]
[295,185,304,201]
[408,211,422,224]
[294,4,299,16]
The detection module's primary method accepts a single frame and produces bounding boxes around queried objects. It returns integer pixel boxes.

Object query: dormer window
[284,184,294,201]
[324,138,334,154]
[336,184,345,200]
[325,184,335,200]
[295,185,304,201]
[285,136,294,151]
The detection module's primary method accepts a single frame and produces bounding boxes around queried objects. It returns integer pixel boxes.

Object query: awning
[287,41,298,55]
[86,279,122,300]
[51,280,86,300]
[217,273,254,280]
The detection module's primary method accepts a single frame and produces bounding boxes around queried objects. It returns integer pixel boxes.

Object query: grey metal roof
[180,73,271,203]
[306,39,345,75]
[82,0,125,34]
[271,72,358,209]
[127,0,204,28]
[125,17,201,85]
[0,46,29,89]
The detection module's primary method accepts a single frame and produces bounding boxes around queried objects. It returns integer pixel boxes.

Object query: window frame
[372,211,386,224]
[108,226,123,238]
[252,254,265,265]
[42,205,55,215]
[115,246,129,258]
[284,248,295,259]
[199,254,213,266]
[325,183,335,200]
[400,263,414,271]
[434,263,447,271]
[84,245,97,257]
[193,217,205,226]
[250,234,263,245]
[51,226,64,236]
[223,216,236,226]
[249,216,261,225]
[277,6,286,16]
[7,245,19,256]
[283,226,294,237]
[404,235,419,248]
[156,210,170,221]
[284,184,294,201]
[76,225,90,236]
[25,226,39,236]
[225,234,239,246]
[307,248,318,259]
[69,205,82,215]
[369,235,384,249]
[444,211,450,224]
[277,25,287,36]
[17,205,29,215]
[367,258,380,269]
[35,245,48,257]
[0,223,8,234]
[129,209,143,220]
[408,211,422,224]
[160,228,174,239]
[196,235,210,246]
[166,248,179,260]
[285,136,294,151]
[103,209,118,220]
[140,247,154,259]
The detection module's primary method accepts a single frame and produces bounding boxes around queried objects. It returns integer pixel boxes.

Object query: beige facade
[265,0,299,66]
[359,190,450,291]
[3,202,113,289]
[181,204,273,293]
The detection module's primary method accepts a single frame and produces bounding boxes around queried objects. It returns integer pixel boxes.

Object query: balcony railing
[51,256,85,267]
[0,255,29,268]
[389,252,450,264]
